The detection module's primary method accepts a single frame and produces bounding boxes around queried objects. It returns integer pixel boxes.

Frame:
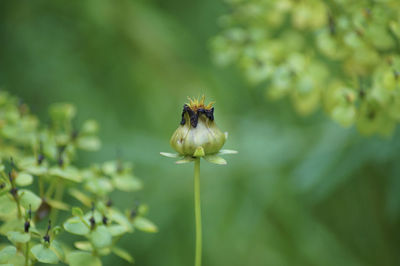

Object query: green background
[1,1,399,265]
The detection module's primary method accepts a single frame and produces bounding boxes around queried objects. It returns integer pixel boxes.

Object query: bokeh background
[1,1,400,265]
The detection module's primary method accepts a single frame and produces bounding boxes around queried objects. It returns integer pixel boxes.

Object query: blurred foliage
[0,0,400,266]
[0,92,156,265]
[213,0,400,136]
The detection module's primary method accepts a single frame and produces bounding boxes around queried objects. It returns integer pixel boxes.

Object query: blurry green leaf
[113,175,142,192]
[49,103,76,123]
[89,225,112,249]
[81,120,99,134]
[30,244,59,264]
[112,246,134,264]
[7,231,30,243]
[110,211,132,232]
[67,251,102,266]
[203,155,227,165]
[85,178,113,196]
[74,241,93,251]
[72,207,84,217]
[176,156,194,164]
[15,172,33,186]
[0,246,16,263]
[46,198,70,211]
[50,240,65,261]
[0,195,16,216]
[49,167,82,182]
[0,218,23,235]
[218,149,238,155]
[108,225,128,236]
[69,188,91,207]
[160,152,179,158]
[18,189,42,211]
[77,136,101,151]
[64,217,90,235]
[133,217,157,233]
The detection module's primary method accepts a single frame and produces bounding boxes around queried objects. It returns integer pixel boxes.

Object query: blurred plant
[161,97,237,266]
[212,0,400,136]
[0,91,157,265]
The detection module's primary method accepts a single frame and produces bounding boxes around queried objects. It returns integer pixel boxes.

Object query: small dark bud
[102,216,108,225]
[37,154,45,165]
[130,209,137,220]
[90,217,96,230]
[10,187,18,197]
[58,158,64,167]
[106,199,113,207]
[24,221,30,233]
[71,130,79,140]
[0,183,5,189]
[43,234,50,243]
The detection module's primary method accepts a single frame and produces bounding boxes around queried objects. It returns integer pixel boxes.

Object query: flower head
[161,96,237,164]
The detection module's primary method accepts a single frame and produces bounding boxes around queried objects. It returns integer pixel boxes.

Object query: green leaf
[110,210,133,232]
[112,246,134,264]
[81,120,99,134]
[72,207,84,217]
[7,231,30,243]
[108,225,128,237]
[64,217,90,235]
[77,136,101,151]
[113,175,142,192]
[203,155,227,165]
[49,167,82,182]
[30,244,59,264]
[133,217,158,233]
[67,251,102,266]
[46,198,70,211]
[84,178,113,196]
[51,240,65,261]
[89,225,112,249]
[218,149,238,155]
[15,172,33,186]
[0,246,16,264]
[74,241,93,251]
[160,152,179,158]
[176,156,194,164]
[18,189,42,211]
[0,195,16,217]
[69,188,91,207]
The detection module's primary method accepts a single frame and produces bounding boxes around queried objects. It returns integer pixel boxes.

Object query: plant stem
[194,158,202,266]
[25,241,30,266]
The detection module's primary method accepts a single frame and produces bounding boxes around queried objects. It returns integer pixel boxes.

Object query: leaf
[67,251,102,266]
[0,195,16,217]
[84,178,113,196]
[74,241,93,251]
[51,240,65,261]
[7,231,30,243]
[15,172,33,186]
[160,152,179,158]
[89,225,112,249]
[203,155,227,165]
[113,175,142,192]
[112,246,134,264]
[176,156,194,164]
[81,120,99,134]
[69,189,91,207]
[133,217,158,233]
[108,225,128,237]
[46,198,70,211]
[109,210,133,232]
[30,244,59,264]
[72,207,84,217]
[0,246,16,264]
[218,149,238,155]
[18,189,42,211]
[49,167,82,182]
[64,217,90,235]
[77,136,101,151]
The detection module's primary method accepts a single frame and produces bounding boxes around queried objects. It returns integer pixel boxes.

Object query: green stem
[194,158,202,266]
[25,241,30,266]
[50,180,64,223]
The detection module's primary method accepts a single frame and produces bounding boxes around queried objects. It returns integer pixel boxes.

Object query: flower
[161,96,237,164]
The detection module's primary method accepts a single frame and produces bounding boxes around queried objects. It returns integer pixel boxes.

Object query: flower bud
[170,97,226,157]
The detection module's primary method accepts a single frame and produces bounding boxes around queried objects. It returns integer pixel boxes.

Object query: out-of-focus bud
[170,97,226,157]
